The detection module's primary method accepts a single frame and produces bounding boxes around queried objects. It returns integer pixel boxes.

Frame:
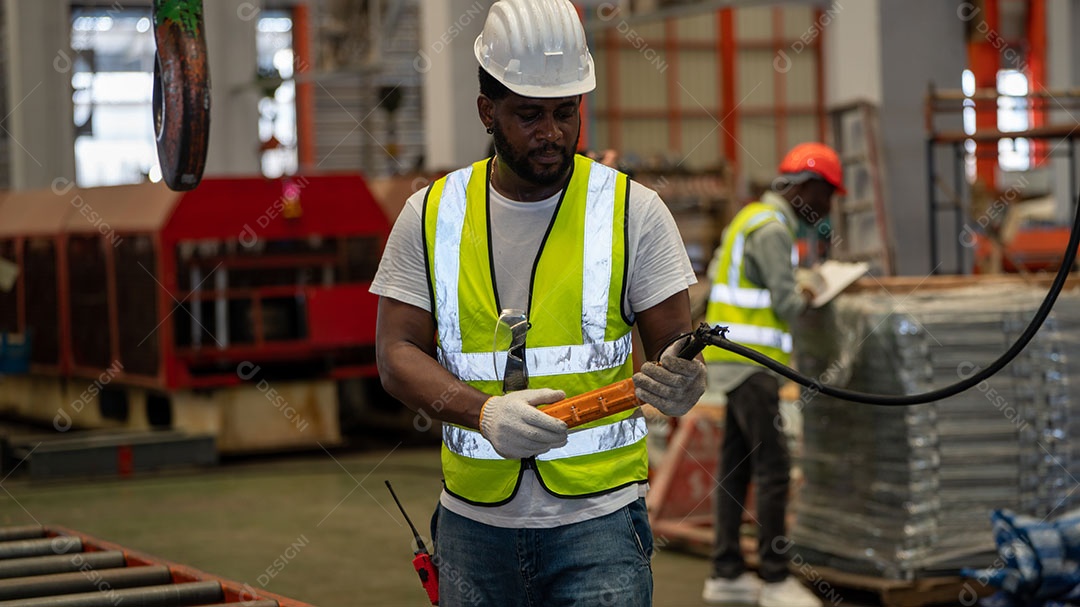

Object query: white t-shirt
[370,170,696,528]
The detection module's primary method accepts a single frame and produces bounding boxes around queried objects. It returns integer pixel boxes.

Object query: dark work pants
[710,371,791,583]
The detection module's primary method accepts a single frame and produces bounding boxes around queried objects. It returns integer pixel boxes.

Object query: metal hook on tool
[152,0,210,191]
[493,309,530,393]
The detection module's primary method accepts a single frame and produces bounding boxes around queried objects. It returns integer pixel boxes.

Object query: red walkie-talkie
[385,480,439,605]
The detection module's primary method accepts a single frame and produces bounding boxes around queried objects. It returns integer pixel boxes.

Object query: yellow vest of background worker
[423,155,649,506]
[704,202,796,367]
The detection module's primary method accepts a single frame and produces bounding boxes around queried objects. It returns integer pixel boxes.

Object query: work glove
[479,388,569,459]
[634,336,707,417]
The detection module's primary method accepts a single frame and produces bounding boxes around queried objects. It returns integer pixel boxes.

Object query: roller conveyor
[0,525,314,607]
[0,581,224,606]
[0,525,46,542]
[0,564,173,599]
[0,550,126,579]
[0,537,80,559]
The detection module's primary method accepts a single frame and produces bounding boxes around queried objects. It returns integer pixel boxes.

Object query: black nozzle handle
[676,323,729,359]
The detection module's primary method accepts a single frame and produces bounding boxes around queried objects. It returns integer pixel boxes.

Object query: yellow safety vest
[423,154,648,505]
[704,201,796,366]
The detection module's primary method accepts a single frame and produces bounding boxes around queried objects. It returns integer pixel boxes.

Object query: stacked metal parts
[790,285,1080,580]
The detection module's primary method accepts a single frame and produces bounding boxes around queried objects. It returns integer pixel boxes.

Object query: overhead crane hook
[151,0,210,191]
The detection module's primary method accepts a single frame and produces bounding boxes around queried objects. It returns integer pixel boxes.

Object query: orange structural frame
[1027,0,1047,165]
[293,3,316,172]
[968,0,1000,188]
[586,5,824,189]
[719,9,737,176]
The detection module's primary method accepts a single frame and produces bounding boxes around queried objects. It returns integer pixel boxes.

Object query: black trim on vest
[620,177,634,327]
[420,184,436,314]
[534,472,649,500]
[525,157,575,322]
[483,157,502,314]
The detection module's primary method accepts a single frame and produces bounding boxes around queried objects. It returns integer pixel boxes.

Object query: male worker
[371,1,706,605]
[701,143,844,607]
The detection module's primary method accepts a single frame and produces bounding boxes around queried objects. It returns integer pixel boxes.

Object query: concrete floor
[0,445,961,607]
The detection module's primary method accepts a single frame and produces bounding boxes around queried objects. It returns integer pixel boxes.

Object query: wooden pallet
[792,564,994,607]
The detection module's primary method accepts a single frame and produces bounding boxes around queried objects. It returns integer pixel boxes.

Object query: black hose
[698,192,1080,406]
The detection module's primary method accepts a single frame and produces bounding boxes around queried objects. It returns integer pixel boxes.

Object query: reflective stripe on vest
[724,323,793,353]
[437,334,633,382]
[582,160,618,343]
[430,165,474,354]
[710,284,772,309]
[425,155,647,504]
[705,202,795,366]
[443,412,647,460]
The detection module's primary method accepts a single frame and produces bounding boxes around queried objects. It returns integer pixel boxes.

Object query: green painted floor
[1,443,984,606]
[1,445,726,606]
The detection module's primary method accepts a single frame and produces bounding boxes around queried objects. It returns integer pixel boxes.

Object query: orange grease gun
[541,325,720,427]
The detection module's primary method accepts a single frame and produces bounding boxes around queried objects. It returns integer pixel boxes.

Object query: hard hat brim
[498,73,596,98]
[780,170,847,196]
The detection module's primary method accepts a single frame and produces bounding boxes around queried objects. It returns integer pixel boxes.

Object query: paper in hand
[809,260,870,308]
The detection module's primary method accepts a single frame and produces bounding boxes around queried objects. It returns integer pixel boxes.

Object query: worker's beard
[491,120,576,188]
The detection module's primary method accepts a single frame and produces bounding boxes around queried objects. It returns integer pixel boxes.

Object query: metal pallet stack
[791,285,1080,579]
[1047,292,1080,513]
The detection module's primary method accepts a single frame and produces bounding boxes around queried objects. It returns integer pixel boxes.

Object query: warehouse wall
[822,0,881,108]
[314,0,425,176]
[3,0,75,190]
[877,0,965,276]
[419,0,489,172]
[370,1,425,176]
[1048,0,1080,223]
[735,5,822,187]
[204,0,262,177]
[588,4,826,194]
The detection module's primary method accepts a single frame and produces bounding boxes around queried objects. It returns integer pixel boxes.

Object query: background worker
[701,143,845,607]
[371,1,706,605]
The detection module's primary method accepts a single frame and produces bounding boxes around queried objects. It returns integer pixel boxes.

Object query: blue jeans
[433,498,654,606]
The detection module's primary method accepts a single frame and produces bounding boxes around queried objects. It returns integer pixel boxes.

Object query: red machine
[971,226,1073,274]
[0,175,391,451]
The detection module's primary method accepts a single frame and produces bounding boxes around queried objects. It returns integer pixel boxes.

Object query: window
[961,67,1030,178]
[71,7,158,187]
[70,7,299,185]
[995,69,1030,172]
[256,11,299,177]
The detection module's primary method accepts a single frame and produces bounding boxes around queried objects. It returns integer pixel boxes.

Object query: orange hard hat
[778,142,846,195]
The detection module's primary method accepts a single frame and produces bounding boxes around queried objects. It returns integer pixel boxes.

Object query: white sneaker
[758,577,823,607]
[702,572,761,605]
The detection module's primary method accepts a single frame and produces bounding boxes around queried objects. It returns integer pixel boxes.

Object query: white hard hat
[474,0,596,98]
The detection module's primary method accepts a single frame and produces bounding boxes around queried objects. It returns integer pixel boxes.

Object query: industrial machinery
[0,175,390,453]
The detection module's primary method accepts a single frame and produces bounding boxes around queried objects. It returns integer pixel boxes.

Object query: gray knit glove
[479,388,569,459]
[634,337,707,417]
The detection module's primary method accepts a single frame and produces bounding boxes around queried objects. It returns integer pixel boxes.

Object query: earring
[486,127,494,134]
